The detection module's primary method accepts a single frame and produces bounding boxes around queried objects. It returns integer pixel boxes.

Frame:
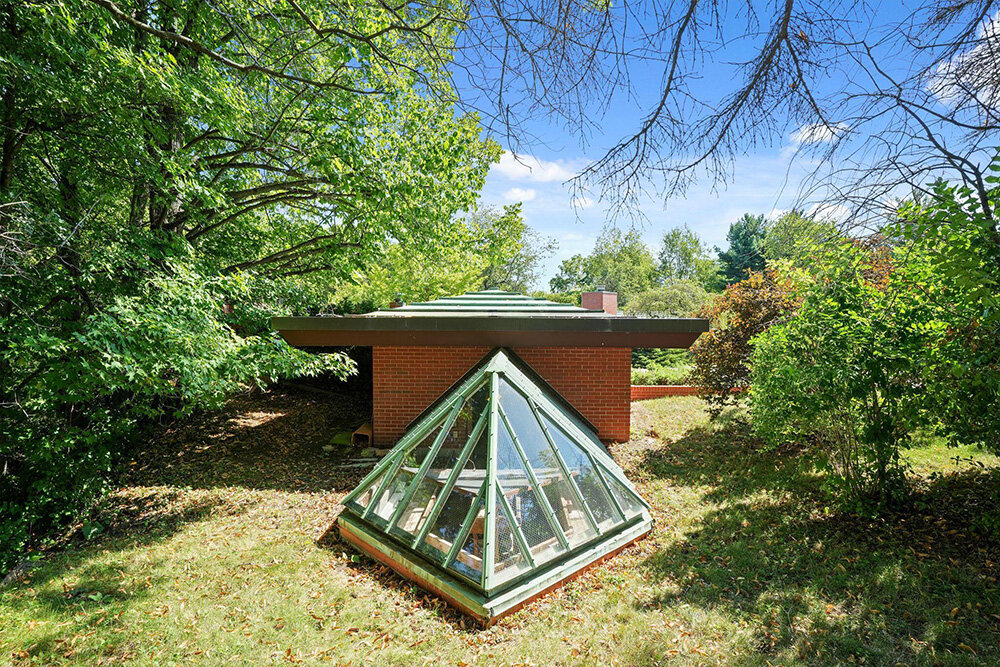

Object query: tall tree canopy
[717,214,768,285]
[549,228,658,302]
[658,224,722,290]
[0,0,498,571]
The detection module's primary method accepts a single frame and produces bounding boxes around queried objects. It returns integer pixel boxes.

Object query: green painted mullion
[445,479,488,568]
[530,399,601,535]
[385,399,463,530]
[361,452,406,521]
[495,481,535,569]
[360,391,467,521]
[482,372,500,586]
[592,461,627,521]
[497,405,570,551]
[411,409,488,550]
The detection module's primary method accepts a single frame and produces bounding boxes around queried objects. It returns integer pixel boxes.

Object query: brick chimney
[581,286,618,315]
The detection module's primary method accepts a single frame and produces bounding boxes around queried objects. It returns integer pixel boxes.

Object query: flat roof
[272,290,709,348]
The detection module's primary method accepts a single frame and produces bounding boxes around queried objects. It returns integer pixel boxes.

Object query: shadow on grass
[314,521,482,632]
[123,386,371,495]
[2,490,228,664]
[636,417,1000,664]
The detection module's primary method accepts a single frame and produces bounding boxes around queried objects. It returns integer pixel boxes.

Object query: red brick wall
[372,346,631,445]
[630,385,700,400]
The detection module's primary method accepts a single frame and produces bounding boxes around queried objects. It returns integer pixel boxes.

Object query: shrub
[624,280,709,318]
[689,268,801,415]
[631,364,692,385]
[751,238,930,511]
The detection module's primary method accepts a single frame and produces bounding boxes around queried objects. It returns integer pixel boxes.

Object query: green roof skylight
[337,348,652,623]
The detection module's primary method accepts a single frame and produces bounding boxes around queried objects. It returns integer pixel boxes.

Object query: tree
[549,228,657,304]
[763,211,840,268]
[750,241,913,510]
[717,214,767,285]
[0,0,496,572]
[624,281,708,318]
[470,204,556,293]
[895,178,1000,453]
[689,268,803,415]
[657,225,722,291]
[443,2,1000,237]
[751,169,1000,511]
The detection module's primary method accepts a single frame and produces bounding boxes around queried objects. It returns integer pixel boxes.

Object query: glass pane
[394,388,488,537]
[499,379,596,546]
[449,497,485,585]
[370,424,442,522]
[419,428,487,562]
[492,488,531,586]
[496,423,565,565]
[540,413,623,530]
[443,383,489,452]
[420,485,478,561]
[352,469,386,510]
[394,476,440,536]
[603,468,645,520]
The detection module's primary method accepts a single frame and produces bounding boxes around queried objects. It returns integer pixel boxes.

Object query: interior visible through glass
[369,423,442,522]
[539,412,623,530]
[499,378,597,546]
[495,420,566,566]
[392,384,489,537]
[448,496,486,584]
[492,487,532,585]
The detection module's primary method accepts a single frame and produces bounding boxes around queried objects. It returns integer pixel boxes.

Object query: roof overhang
[271,315,709,348]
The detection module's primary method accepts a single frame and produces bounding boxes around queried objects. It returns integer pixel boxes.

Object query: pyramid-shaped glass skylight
[338,348,652,623]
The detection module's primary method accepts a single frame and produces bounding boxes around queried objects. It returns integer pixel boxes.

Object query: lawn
[2,391,999,665]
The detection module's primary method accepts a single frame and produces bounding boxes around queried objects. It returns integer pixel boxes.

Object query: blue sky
[468,2,925,288]
[478,145,813,288]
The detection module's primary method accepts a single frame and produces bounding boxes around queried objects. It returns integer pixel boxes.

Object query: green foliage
[624,280,708,318]
[763,211,839,267]
[894,178,1000,452]
[0,0,497,572]
[630,362,692,385]
[717,214,768,285]
[549,228,658,303]
[750,241,913,510]
[632,348,691,370]
[658,225,723,290]
[689,269,802,415]
[331,205,553,311]
[469,204,556,293]
[750,168,1000,510]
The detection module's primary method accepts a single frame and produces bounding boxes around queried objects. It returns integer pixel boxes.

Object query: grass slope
[2,392,999,665]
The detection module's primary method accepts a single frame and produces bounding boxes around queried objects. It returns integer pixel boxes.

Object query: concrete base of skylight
[337,511,653,626]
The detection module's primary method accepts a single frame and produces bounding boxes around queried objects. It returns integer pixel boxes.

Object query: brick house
[273,289,708,445]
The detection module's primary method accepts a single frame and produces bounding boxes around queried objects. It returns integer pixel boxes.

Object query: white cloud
[570,196,595,210]
[561,232,585,242]
[502,187,536,202]
[808,202,851,223]
[493,152,577,183]
[790,122,849,145]
[928,13,1000,110]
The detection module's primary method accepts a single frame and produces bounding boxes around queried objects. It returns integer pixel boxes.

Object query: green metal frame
[339,347,653,600]
[527,396,601,535]
[385,399,464,531]
[410,409,489,550]
[342,374,485,513]
[496,404,570,551]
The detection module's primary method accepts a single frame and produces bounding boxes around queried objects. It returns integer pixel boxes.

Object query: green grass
[3,393,999,665]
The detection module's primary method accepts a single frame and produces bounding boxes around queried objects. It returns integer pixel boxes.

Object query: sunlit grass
[2,393,998,665]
